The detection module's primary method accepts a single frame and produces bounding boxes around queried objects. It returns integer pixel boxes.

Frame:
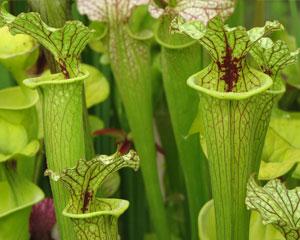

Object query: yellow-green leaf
[83,64,109,108]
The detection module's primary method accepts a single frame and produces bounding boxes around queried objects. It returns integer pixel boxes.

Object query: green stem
[289,0,300,46]
[122,169,147,239]
[155,96,183,194]
[162,45,210,240]
[82,86,95,159]
[104,25,171,239]
[156,18,210,239]
[226,0,244,27]
[32,140,44,184]
[24,72,87,240]
[289,0,300,71]
[254,0,265,26]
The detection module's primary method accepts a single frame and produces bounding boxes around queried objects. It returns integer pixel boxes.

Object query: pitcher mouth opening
[23,67,90,89]
[187,67,274,100]
[62,198,129,219]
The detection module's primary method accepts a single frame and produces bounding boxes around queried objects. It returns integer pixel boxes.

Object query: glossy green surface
[198,200,284,240]
[0,166,44,240]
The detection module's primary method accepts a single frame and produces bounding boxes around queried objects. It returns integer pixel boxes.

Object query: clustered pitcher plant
[1,0,300,240]
[171,14,290,239]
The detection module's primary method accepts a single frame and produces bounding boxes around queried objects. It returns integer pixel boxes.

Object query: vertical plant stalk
[156,17,209,240]
[288,0,300,71]
[226,0,244,27]
[77,1,171,239]
[45,149,140,239]
[106,24,169,240]
[155,97,183,194]
[254,0,265,26]
[172,16,283,240]
[0,5,94,239]
[149,2,236,238]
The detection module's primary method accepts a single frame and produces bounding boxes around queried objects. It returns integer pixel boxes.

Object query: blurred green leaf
[0,26,38,86]
[268,109,300,179]
[88,21,107,53]
[0,170,44,240]
[0,118,39,162]
[102,172,120,197]
[198,199,284,240]
[0,3,94,78]
[259,127,300,180]
[88,115,104,135]
[83,63,110,108]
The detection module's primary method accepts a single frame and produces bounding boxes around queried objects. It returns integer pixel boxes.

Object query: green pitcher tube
[187,61,284,240]
[188,73,272,239]
[23,69,89,240]
[171,15,284,240]
[105,24,170,240]
[155,16,210,240]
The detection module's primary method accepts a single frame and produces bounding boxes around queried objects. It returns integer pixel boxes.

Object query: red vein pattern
[199,91,275,239]
[250,38,300,91]
[149,0,236,23]
[77,0,148,23]
[246,175,300,240]
[70,201,120,240]
[172,15,283,92]
[45,150,140,239]
[0,3,93,78]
